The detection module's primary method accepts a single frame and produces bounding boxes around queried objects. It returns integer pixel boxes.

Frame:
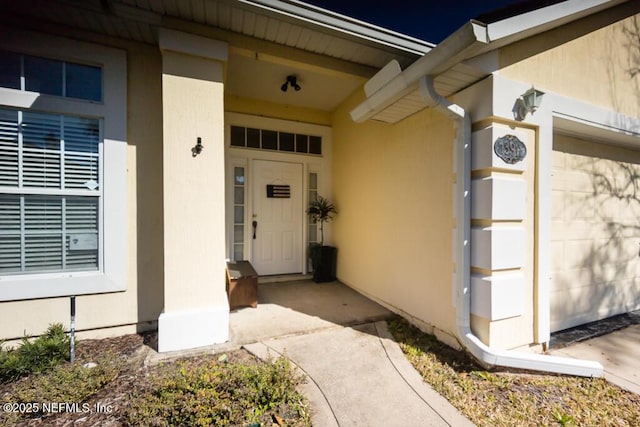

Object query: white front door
[251,160,303,275]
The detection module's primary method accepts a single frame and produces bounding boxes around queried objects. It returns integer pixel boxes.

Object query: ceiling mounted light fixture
[281,75,301,92]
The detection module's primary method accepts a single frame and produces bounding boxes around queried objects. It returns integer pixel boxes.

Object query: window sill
[0,272,126,302]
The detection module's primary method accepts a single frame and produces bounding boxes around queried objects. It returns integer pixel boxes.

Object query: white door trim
[223,112,332,275]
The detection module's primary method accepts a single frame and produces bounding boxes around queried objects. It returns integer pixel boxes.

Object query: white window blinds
[0,108,100,274]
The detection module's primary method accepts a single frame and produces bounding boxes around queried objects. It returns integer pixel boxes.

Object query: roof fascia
[350,21,488,122]
[486,0,627,42]
[236,0,434,55]
[351,0,632,123]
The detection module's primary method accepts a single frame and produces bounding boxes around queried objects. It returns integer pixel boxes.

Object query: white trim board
[223,112,333,272]
[0,28,127,301]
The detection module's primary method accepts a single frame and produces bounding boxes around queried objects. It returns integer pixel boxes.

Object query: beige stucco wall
[225,95,332,126]
[161,50,227,312]
[332,91,458,343]
[0,35,164,341]
[499,14,640,118]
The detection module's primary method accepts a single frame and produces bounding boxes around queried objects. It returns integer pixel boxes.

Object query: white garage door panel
[551,134,640,332]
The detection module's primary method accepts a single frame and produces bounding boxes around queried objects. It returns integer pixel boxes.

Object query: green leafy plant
[553,409,575,426]
[0,354,122,425]
[0,323,70,383]
[307,195,337,246]
[126,356,310,427]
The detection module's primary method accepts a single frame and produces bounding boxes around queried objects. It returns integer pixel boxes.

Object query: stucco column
[157,29,229,352]
[468,121,536,350]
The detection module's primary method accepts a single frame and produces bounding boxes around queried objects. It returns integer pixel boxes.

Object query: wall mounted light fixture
[192,137,203,157]
[515,87,545,120]
[281,75,301,92]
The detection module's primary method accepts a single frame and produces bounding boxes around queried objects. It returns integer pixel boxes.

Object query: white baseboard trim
[158,305,229,353]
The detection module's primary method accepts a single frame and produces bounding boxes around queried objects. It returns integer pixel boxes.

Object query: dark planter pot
[311,245,337,283]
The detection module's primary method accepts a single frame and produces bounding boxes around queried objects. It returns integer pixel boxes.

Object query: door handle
[252,220,258,239]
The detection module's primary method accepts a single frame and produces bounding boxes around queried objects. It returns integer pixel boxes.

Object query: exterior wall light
[281,75,301,92]
[516,87,545,120]
[192,137,203,157]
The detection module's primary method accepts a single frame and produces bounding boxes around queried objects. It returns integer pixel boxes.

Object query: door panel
[252,160,303,275]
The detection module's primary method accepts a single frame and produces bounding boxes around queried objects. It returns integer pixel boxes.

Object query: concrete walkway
[245,321,473,427]
[150,280,473,425]
[148,280,472,425]
[550,323,640,395]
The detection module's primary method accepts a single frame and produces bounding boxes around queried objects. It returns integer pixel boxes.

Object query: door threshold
[258,274,312,284]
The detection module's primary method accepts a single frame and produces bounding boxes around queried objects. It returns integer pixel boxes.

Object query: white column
[470,125,531,348]
[157,29,229,352]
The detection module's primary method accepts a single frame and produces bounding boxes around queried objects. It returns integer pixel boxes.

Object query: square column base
[158,304,229,353]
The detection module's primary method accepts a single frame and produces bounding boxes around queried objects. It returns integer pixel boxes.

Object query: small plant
[0,354,122,425]
[126,356,310,427]
[0,323,70,383]
[553,409,575,426]
[307,195,337,246]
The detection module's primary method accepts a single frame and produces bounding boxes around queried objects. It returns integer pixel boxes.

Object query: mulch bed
[0,332,259,426]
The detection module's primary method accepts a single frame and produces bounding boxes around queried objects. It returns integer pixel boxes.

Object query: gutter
[237,0,434,55]
[350,21,489,123]
[346,0,623,377]
[419,75,603,377]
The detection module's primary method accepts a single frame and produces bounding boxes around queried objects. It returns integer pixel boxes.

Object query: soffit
[364,0,639,124]
[0,0,434,112]
[1,0,425,70]
[370,62,489,123]
[225,50,367,111]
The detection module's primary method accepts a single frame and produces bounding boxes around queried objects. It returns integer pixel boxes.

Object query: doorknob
[252,220,258,239]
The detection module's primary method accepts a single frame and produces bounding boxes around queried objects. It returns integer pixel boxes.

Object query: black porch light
[281,75,301,92]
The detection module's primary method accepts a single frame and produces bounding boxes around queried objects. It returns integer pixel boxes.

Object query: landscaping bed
[0,331,309,426]
[388,317,640,427]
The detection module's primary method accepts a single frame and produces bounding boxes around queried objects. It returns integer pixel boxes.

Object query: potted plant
[307,196,338,282]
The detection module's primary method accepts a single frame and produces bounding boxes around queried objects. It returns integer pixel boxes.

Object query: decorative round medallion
[494,135,527,164]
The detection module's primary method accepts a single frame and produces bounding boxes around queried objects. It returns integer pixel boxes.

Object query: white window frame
[0,28,127,301]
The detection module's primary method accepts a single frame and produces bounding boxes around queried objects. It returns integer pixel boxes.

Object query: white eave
[351,0,632,124]
[237,0,434,56]
[0,0,434,71]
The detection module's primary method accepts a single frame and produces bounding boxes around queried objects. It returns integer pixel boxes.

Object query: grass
[388,316,640,426]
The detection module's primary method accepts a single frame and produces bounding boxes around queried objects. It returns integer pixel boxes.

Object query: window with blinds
[0,107,100,275]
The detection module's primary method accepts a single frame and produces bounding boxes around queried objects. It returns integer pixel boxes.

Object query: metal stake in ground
[70,296,76,362]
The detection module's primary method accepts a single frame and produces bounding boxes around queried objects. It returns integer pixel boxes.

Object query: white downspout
[419,75,603,377]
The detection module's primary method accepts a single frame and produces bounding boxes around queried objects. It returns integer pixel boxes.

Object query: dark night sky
[303,0,526,43]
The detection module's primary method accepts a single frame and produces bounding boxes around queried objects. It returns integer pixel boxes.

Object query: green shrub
[0,323,70,383]
[12,355,120,403]
[0,354,121,425]
[127,356,310,427]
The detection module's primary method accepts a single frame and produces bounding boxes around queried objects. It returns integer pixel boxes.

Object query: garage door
[551,133,640,332]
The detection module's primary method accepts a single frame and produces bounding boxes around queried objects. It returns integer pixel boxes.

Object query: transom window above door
[230,125,322,155]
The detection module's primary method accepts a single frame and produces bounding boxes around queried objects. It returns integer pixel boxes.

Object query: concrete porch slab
[229,279,392,344]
